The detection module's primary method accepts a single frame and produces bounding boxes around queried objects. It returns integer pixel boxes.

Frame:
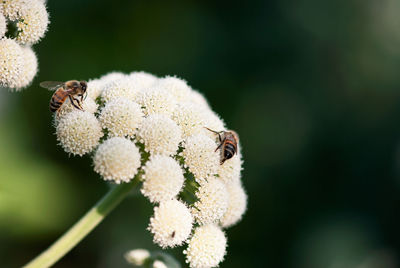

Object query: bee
[205,127,239,165]
[40,80,88,113]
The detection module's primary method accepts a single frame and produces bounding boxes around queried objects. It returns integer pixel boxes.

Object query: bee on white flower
[51,71,246,267]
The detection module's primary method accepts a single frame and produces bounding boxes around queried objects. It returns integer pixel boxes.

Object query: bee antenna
[204,127,221,134]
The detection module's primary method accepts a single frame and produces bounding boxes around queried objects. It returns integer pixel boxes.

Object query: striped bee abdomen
[49,89,68,112]
[223,142,236,160]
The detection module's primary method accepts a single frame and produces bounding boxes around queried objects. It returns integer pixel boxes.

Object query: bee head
[80,81,87,92]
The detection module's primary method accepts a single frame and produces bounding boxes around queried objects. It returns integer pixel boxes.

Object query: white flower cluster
[53,71,247,268]
[0,0,49,90]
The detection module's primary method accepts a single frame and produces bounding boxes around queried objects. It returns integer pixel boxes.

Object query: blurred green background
[1,0,400,267]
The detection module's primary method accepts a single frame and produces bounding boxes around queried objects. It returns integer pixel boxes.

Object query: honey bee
[205,127,239,165]
[40,80,88,113]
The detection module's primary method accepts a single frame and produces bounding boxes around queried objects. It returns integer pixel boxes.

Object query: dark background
[1,0,400,267]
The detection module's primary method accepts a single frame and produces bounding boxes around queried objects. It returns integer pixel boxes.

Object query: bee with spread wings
[40,80,87,113]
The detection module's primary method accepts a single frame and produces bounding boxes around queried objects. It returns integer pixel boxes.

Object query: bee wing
[40,81,65,91]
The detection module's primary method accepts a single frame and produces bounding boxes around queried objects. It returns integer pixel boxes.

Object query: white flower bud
[3,0,49,45]
[192,178,229,225]
[0,38,24,89]
[148,199,193,248]
[93,137,141,183]
[141,155,184,203]
[2,0,25,20]
[99,71,126,84]
[102,76,139,102]
[99,98,143,139]
[221,181,247,228]
[125,249,150,266]
[187,89,210,110]
[153,260,168,268]
[87,79,105,99]
[172,102,205,138]
[158,76,192,102]
[134,87,176,117]
[137,114,182,156]
[184,225,227,268]
[56,111,103,156]
[14,46,38,89]
[56,97,98,120]
[182,134,219,184]
[15,0,49,45]
[217,151,243,184]
[128,71,158,90]
[0,12,6,38]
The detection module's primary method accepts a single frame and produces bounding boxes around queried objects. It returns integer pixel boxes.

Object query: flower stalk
[24,177,140,268]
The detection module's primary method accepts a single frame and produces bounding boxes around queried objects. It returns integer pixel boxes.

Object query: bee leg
[215,138,225,152]
[73,97,84,110]
[204,127,223,142]
[69,95,82,111]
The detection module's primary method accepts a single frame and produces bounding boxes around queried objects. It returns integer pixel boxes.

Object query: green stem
[24,178,140,268]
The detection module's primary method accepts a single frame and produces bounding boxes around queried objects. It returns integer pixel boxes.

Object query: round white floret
[158,76,192,102]
[2,0,26,20]
[148,199,193,248]
[128,71,158,90]
[14,46,38,89]
[221,181,247,228]
[86,79,105,99]
[134,86,176,117]
[93,137,141,183]
[0,38,24,88]
[99,98,143,138]
[192,178,229,225]
[0,12,6,38]
[125,249,150,266]
[99,71,126,84]
[15,0,49,45]
[182,134,219,184]
[172,102,205,138]
[217,151,243,184]
[56,97,98,120]
[187,89,210,110]
[184,224,227,268]
[56,111,103,156]
[102,76,140,102]
[137,114,182,156]
[141,155,184,203]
